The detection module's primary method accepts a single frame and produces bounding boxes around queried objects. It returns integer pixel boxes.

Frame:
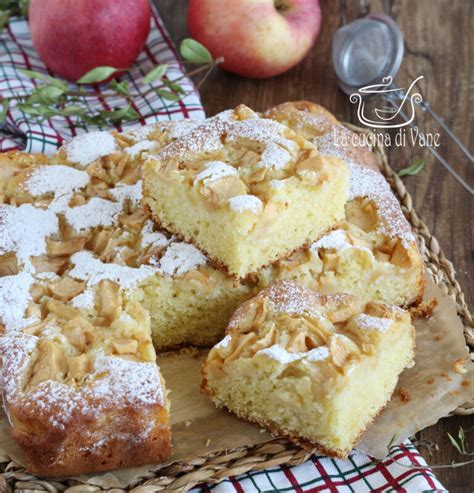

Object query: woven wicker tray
[1,126,472,492]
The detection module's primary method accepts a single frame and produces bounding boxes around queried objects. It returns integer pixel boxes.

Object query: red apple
[29,0,151,82]
[188,0,321,79]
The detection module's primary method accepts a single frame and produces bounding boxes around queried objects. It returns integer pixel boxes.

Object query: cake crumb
[409,298,438,319]
[453,358,468,374]
[441,372,452,381]
[398,388,411,402]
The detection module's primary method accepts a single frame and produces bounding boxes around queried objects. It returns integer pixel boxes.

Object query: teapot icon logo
[350,76,423,128]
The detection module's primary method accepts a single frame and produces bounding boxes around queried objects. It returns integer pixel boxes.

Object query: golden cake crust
[202,280,416,458]
[143,105,350,279]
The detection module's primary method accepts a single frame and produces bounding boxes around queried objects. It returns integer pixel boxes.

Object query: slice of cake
[0,123,196,475]
[143,105,350,278]
[1,301,171,476]
[202,281,415,458]
[263,101,425,306]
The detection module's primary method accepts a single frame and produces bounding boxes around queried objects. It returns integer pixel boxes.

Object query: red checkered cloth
[0,4,205,154]
[193,442,446,492]
[0,7,446,493]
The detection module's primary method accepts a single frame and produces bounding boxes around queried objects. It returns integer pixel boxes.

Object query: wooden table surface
[160,1,473,490]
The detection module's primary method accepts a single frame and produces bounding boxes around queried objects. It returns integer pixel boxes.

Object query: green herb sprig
[383,427,474,471]
[398,158,426,177]
[447,426,474,456]
[0,38,222,128]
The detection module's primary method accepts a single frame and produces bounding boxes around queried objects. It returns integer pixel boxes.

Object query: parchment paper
[0,277,472,488]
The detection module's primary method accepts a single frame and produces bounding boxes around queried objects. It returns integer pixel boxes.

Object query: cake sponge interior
[202,281,415,457]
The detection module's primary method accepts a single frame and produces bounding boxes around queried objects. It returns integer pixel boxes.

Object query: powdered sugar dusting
[70,251,158,288]
[259,141,292,170]
[270,180,286,190]
[257,345,302,364]
[65,197,122,231]
[311,230,350,251]
[110,180,143,207]
[226,118,288,143]
[64,181,140,231]
[1,335,164,432]
[265,281,323,318]
[65,131,118,167]
[226,119,297,170]
[256,344,330,365]
[355,314,394,332]
[159,110,235,159]
[159,242,207,276]
[125,140,158,157]
[228,194,263,214]
[0,204,58,268]
[123,123,160,142]
[194,161,238,185]
[313,132,415,247]
[306,346,331,361]
[26,165,89,197]
[141,220,172,249]
[71,287,95,310]
[349,163,415,247]
[310,229,372,255]
[0,271,35,332]
[168,120,200,139]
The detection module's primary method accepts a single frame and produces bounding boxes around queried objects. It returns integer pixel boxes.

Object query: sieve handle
[383,92,473,195]
[389,86,473,163]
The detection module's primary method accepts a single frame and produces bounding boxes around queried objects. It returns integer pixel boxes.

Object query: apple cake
[143,104,350,278]
[263,101,424,306]
[0,122,205,474]
[0,103,424,475]
[202,280,416,458]
[1,308,170,476]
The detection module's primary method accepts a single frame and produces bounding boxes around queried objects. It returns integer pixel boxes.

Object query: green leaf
[109,79,130,96]
[180,38,212,64]
[387,432,400,451]
[26,85,66,105]
[161,79,185,94]
[100,105,138,122]
[48,77,69,91]
[82,114,107,126]
[143,64,168,85]
[19,69,68,91]
[156,89,181,101]
[77,66,122,84]
[448,432,463,455]
[398,158,425,177]
[17,103,56,117]
[0,99,9,122]
[59,105,86,116]
[19,68,50,82]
